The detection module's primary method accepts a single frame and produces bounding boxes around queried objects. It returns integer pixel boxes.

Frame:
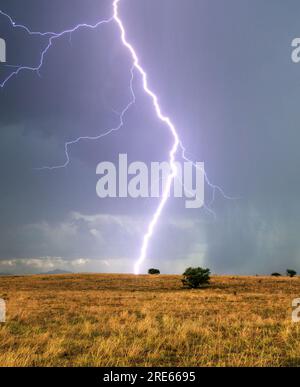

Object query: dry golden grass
[0,274,300,367]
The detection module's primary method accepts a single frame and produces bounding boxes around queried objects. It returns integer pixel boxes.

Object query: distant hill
[0,270,73,276]
[43,269,72,275]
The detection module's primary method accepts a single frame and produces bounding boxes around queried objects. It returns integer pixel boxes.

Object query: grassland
[0,274,300,367]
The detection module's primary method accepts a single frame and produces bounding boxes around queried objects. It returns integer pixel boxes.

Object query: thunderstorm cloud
[0,0,300,274]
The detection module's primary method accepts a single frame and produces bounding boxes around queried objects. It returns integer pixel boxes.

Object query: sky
[0,0,299,275]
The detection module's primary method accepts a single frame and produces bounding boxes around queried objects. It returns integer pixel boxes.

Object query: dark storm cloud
[0,0,300,274]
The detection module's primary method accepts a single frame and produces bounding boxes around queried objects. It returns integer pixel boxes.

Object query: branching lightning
[0,0,234,275]
[0,10,113,88]
[36,66,136,171]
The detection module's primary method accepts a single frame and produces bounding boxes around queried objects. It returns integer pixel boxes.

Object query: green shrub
[271,272,281,277]
[148,268,160,275]
[182,267,210,289]
[287,269,297,278]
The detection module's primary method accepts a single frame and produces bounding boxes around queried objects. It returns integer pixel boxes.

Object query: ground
[0,274,299,367]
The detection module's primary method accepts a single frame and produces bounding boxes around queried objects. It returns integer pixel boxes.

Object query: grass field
[0,274,300,367]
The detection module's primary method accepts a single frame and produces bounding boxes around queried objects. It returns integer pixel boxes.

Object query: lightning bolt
[0,0,235,275]
[112,0,181,275]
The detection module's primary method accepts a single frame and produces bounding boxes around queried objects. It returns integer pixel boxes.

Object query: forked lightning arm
[0,0,233,274]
